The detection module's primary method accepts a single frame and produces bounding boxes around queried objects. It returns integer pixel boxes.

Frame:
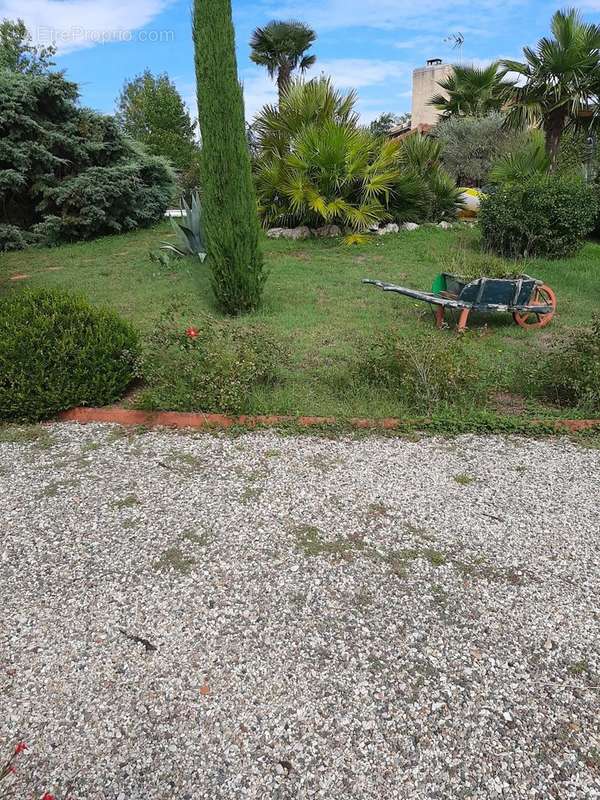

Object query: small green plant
[0,290,140,422]
[438,235,522,280]
[534,316,600,411]
[161,191,207,260]
[479,175,598,259]
[361,331,480,411]
[138,312,284,414]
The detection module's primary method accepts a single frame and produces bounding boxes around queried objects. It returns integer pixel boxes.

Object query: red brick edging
[56,407,600,433]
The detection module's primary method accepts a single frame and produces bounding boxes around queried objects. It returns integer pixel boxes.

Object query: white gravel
[1,423,600,799]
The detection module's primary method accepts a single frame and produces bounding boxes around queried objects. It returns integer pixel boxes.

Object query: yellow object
[458,187,485,219]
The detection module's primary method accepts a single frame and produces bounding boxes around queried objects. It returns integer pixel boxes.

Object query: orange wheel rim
[513,284,556,329]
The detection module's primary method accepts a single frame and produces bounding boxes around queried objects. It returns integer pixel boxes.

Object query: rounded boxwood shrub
[479,175,598,259]
[0,290,140,422]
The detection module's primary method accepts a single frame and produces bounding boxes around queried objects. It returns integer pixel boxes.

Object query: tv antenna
[444,32,465,63]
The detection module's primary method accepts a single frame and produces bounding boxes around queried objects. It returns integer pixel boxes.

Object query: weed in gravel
[112,494,141,510]
[121,519,140,530]
[182,529,211,546]
[241,485,264,503]
[568,660,591,676]
[366,502,389,518]
[355,589,374,607]
[403,523,436,540]
[308,453,346,473]
[40,478,79,498]
[294,525,364,560]
[82,441,101,452]
[456,559,531,585]
[154,546,195,575]
[0,424,56,448]
[165,451,206,473]
[264,448,281,458]
[454,473,476,486]
[586,747,600,771]
[388,546,447,576]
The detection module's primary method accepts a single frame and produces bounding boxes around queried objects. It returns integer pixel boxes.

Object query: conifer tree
[193,0,265,314]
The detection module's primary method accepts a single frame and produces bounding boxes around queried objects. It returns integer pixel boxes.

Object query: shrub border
[57,406,600,434]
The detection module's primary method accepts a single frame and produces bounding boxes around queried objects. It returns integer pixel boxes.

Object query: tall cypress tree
[193,0,265,314]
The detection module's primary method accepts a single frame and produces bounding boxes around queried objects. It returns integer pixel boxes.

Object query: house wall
[411,63,453,128]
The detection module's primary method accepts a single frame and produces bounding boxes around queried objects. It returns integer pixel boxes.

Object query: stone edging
[57,407,600,433]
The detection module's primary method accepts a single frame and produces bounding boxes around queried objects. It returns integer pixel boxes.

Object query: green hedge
[0,290,140,421]
[479,176,597,259]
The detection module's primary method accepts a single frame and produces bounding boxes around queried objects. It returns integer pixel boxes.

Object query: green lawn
[1,222,598,420]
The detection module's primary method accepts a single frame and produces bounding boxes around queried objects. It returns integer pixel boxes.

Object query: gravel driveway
[1,423,599,799]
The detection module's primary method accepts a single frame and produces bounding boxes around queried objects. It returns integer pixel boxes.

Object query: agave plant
[161,191,206,260]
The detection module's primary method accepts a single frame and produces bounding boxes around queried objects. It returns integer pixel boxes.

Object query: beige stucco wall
[411,63,453,128]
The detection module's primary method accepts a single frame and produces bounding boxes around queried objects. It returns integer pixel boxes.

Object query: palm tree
[429,63,512,117]
[250,20,317,103]
[253,76,358,158]
[501,8,600,169]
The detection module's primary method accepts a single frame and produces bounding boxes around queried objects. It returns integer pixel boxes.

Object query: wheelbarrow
[363,272,557,332]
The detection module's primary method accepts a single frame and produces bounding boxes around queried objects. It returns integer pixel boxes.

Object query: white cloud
[261,0,521,32]
[306,58,411,88]
[239,57,413,121]
[0,0,172,53]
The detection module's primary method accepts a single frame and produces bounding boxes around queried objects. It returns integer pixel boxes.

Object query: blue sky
[5,1,600,123]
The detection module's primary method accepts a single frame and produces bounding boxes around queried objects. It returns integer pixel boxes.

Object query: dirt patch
[489,392,528,416]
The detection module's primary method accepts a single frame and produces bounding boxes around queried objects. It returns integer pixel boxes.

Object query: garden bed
[1,222,598,423]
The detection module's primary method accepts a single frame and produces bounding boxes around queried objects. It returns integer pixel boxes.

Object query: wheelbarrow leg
[457,308,470,333]
[434,306,445,328]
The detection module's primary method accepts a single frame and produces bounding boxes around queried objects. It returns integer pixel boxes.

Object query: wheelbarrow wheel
[513,284,556,330]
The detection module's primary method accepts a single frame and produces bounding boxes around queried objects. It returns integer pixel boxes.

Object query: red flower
[40,794,55,800]
[14,742,28,755]
[6,765,16,774]
[185,326,199,339]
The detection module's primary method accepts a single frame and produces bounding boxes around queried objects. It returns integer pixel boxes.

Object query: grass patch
[1,223,599,422]
[112,493,141,510]
[453,473,476,486]
[0,424,56,448]
[294,525,366,559]
[154,546,195,575]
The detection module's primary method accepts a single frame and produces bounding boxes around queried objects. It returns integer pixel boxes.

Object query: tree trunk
[277,63,292,105]
[544,110,566,173]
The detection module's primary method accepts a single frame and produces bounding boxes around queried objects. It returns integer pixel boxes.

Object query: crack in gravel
[1,423,599,799]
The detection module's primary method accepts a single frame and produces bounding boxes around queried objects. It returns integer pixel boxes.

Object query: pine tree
[193,0,265,314]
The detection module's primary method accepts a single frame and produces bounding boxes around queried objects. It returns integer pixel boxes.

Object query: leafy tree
[369,112,410,138]
[250,20,316,103]
[0,70,174,250]
[430,63,512,117]
[433,113,517,187]
[193,0,265,314]
[0,18,55,74]
[116,70,200,193]
[501,9,600,169]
